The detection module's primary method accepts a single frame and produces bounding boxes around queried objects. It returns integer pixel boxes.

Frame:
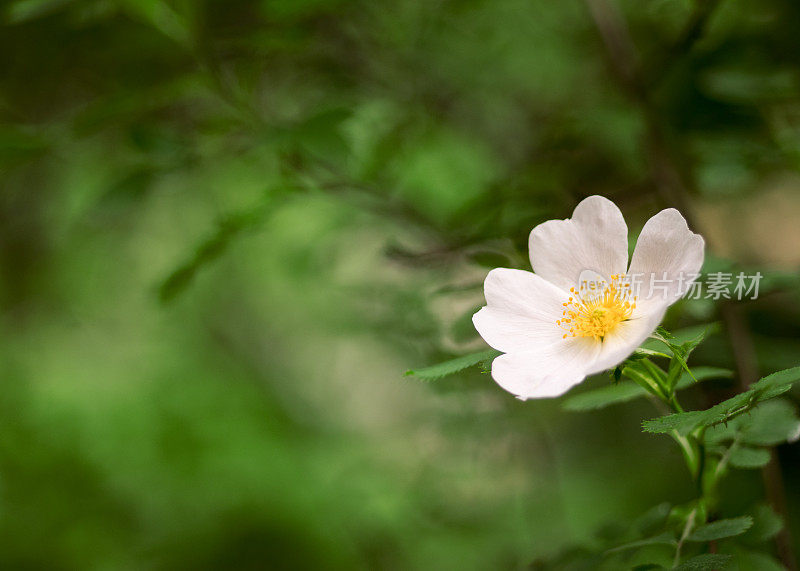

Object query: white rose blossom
[472,195,705,400]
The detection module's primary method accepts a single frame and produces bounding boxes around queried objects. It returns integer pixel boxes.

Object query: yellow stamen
[558,274,636,342]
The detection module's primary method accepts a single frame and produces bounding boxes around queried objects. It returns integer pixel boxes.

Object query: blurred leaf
[0,125,49,166]
[563,381,647,411]
[738,399,800,446]
[466,250,515,269]
[118,0,191,45]
[699,66,798,104]
[158,205,269,303]
[3,0,74,23]
[728,447,771,469]
[605,532,676,554]
[674,553,732,570]
[741,505,783,544]
[687,516,753,542]
[724,548,784,571]
[405,349,500,381]
[449,305,482,344]
[632,503,673,539]
[393,128,499,225]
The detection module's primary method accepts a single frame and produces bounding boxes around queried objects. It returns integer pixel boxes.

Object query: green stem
[670,429,700,481]
[674,506,697,567]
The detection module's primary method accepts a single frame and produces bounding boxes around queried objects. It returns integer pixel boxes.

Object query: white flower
[472,195,704,400]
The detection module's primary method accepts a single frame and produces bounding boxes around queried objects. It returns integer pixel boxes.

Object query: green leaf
[158,206,270,303]
[674,553,732,570]
[652,327,707,388]
[643,366,800,435]
[751,365,800,392]
[405,349,500,380]
[742,504,783,544]
[632,347,672,360]
[634,502,672,536]
[623,360,667,399]
[706,399,800,447]
[604,532,676,554]
[674,367,733,389]
[729,447,771,469]
[687,516,753,542]
[739,400,800,446]
[563,368,730,412]
[449,305,482,343]
[563,381,649,411]
[724,548,784,571]
[642,410,706,435]
[654,326,675,340]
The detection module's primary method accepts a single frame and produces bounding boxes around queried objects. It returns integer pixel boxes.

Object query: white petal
[627,208,705,314]
[584,308,666,375]
[490,338,599,399]
[472,268,567,353]
[529,195,629,291]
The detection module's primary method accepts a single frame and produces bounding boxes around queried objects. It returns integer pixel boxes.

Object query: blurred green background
[1,0,800,568]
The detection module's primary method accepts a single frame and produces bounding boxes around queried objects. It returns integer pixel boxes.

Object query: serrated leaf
[643,367,800,435]
[729,447,771,469]
[405,349,500,380]
[666,328,708,387]
[687,516,753,541]
[706,399,800,447]
[654,326,676,340]
[642,410,707,435]
[674,553,732,570]
[752,366,800,389]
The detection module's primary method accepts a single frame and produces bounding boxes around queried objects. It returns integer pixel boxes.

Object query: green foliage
[642,367,800,435]
[563,367,731,412]
[722,548,785,571]
[563,380,652,412]
[158,205,270,303]
[405,349,500,381]
[728,447,771,469]
[742,505,783,544]
[674,553,732,570]
[651,327,708,388]
[706,399,800,447]
[687,516,753,542]
[604,532,676,553]
[3,0,800,567]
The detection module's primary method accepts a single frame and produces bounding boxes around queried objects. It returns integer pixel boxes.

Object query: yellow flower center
[556,274,636,341]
